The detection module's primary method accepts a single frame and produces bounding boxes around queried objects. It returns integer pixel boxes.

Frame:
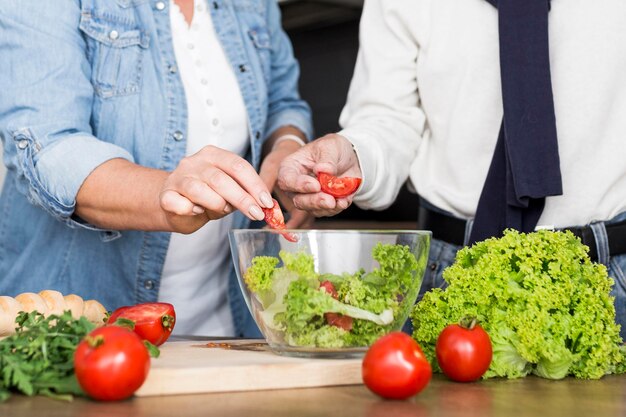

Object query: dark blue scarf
[469,0,563,244]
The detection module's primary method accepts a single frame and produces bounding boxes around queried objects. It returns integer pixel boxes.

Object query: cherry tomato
[435,318,493,382]
[319,280,338,298]
[362,332,432,400]
[107,302,176,346]
[262,199,298,242]
[107,305,130,323]
[317,172,362,198]
[319,281,354,331]
[74,326,150,401]
[325,312,354,331]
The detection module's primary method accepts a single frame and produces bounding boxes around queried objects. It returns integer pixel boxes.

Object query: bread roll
[39,290,68,316]
[0,296,22,336]
[15,292,49,315]
[63,294,85,319]
[83,299,107,325]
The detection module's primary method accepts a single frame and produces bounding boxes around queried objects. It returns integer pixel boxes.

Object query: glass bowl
[229,229,431,358]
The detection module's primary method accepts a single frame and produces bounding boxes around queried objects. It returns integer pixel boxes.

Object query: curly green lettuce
[411,229,625,380]
[243,243,425,348]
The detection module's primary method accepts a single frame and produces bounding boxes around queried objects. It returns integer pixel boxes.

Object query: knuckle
[206,170,227,189]
[230,155,249,173]
[177,156,195,171]
[183,178,206,197]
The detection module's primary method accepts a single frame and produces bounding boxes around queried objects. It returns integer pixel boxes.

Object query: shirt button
[173,131,184,141]
[239,64,247,73]
[212,119,220,127]
[155,1,166,11]
[168,64,178,74]
[206,99,213,106]
[187,43,195,50]
[255,131,261,140]
[144,280,155,290]
[109,30,119,40]
[17,139,29,149]
[200,78,209,85]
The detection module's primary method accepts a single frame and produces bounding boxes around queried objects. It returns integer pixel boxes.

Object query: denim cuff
[13,129,134,227]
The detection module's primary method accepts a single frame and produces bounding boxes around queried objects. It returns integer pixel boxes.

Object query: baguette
[0,291,107,336]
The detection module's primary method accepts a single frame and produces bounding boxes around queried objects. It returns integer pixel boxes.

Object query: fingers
[160,188,232,219]
[291,192,353,217]
[162,146,276,222]
[277,159,320,194]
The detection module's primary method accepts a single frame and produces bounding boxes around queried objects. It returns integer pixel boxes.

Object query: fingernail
[192,205,205,215]
[249,205,265,221]
[223,203,233,214]
[260,192,273,208]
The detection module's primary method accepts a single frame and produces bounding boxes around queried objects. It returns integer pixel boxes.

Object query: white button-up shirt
[158,0,249,336]
[341,0,626,228]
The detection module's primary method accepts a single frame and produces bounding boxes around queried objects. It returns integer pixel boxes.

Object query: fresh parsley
[0,311,96,402]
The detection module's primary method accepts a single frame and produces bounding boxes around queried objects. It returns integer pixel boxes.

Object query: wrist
[271,134,306,152]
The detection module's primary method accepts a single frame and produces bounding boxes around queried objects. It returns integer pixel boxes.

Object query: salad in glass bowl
[229,229,431,358]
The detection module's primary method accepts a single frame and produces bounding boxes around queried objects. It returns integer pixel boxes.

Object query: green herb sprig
[0,311,96,402]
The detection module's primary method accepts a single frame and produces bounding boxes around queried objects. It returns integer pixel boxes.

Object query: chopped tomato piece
[319,280,354,331]
[325,312,354,331]
[317,172,362,198]
[319,280,338,298]
[262,199,298,242]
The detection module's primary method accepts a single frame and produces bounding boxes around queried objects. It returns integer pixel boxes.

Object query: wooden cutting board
[135,340,363,396]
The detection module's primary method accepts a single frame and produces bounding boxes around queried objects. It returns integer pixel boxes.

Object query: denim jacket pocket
[79,10,149,98]
[248,27,271,85]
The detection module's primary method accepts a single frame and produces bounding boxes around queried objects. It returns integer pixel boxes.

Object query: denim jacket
[0,0,312,337]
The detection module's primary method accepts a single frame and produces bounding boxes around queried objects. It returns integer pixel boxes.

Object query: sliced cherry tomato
[435,317,493,382]
[362,332,432,400]
[325,312,354,331]
[319,280,338,299]
[74,325,150,401]
[107,302,176,346]
[317,172,362,198]
[262,199,298,242]
[263,199,286,229]
[107,305,130,323]
[319,280,354,330]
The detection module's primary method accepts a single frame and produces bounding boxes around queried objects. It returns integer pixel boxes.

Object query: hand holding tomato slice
[74,326,150,401]
[362,332,432,400]
[107,302,176,346]
[317,172,362,198]
[436,317,493,382]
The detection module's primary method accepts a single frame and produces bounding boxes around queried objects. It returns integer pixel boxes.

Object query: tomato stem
[459,316,478,330]
[85,334,105,348]
[162,315,175,331]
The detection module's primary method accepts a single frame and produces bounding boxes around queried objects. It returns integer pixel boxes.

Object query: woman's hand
[259,139,315,229]
[277,133,362,217]
[159,145,274,233]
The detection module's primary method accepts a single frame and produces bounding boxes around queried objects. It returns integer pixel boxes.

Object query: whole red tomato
[362,332,432,400]
[435,318,493,382]
[107,302,176,346]
[74,326,150,401]
[317,172,362,198]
